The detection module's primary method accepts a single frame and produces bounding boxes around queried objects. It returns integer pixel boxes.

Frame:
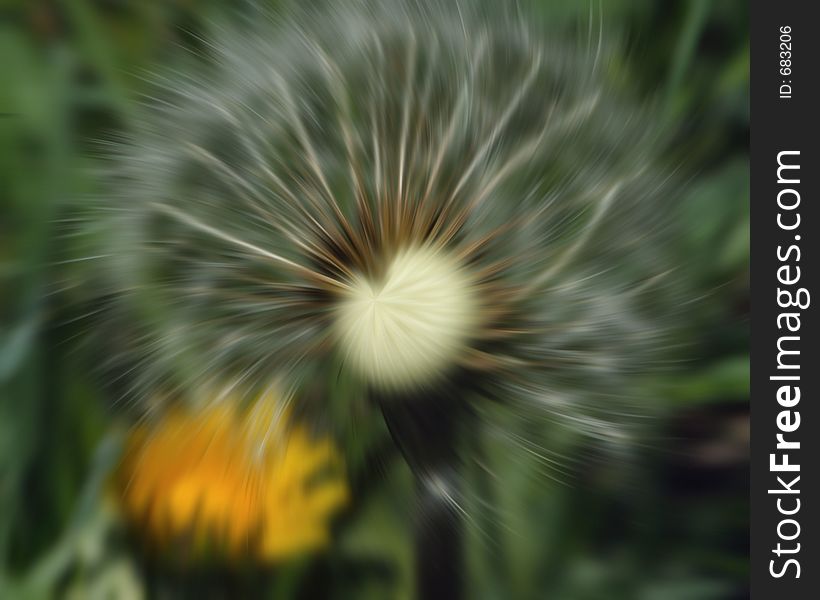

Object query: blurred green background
[1,1,748,598]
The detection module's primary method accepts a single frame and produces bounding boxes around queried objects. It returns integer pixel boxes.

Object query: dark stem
[379,390,466,600]
[414,465,463,600]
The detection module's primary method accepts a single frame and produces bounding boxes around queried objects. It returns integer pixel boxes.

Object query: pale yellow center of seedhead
[334,245,478,390]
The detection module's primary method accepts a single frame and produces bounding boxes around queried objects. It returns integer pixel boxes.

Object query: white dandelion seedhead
[86,0,684,466]
[334,244,479,389]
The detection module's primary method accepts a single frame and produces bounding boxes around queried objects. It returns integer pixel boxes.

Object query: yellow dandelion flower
[117,396,349,561]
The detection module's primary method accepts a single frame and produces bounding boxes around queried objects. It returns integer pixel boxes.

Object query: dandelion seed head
[83,0,688,487]
[334,243,478,389]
